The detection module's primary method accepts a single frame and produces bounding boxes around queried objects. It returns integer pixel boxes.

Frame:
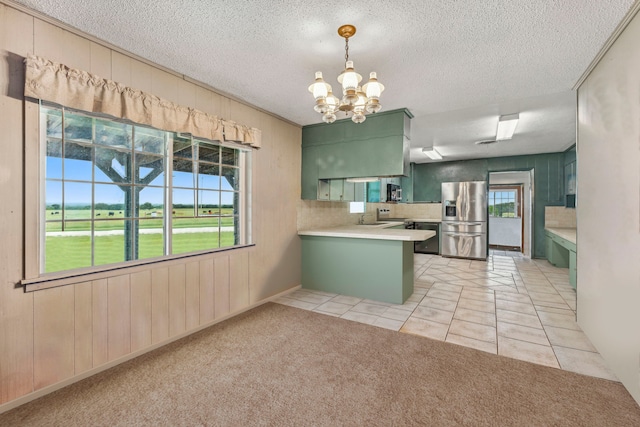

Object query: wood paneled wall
[0,1,301,411]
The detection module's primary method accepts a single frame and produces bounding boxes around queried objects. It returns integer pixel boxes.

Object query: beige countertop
[545,227,576,244]
[298,222,436,242]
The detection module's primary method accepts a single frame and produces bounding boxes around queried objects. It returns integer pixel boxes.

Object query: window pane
[95,147,131,183]
[198,163,220,189]
[199,143,219,163]
[138,219,165,259]
[220,146,239,166]
[173,158,195,188]
[46,139,63,179]
[94,220,128,266]
[172,217,220,254]
[65,112,92,143]
[135,126,164,154]
[64,182,92,220]
[64,141,93,181]
[173,188,195,216]
[221,166,239,191]
[136,153,164,185]
[95,118,131,148]
[198,190,220,215]
[220,218,237,248]
[45,227,91,273]
[139,186,164,217]
[46,180,62,213]
[94,184,127,218]
[46,220,62,233]
[220,191,236,212]
[173,134,193,159]
[44,107,62,139]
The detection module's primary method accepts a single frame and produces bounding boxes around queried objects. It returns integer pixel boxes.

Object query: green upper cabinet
[564,145,577,208]
[301,109,412,199]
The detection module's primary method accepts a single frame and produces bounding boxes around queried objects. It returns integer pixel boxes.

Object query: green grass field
[45,232,235,273]
[46,208,235,231]
[44,208,237,273]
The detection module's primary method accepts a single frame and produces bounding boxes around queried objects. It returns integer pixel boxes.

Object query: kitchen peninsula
[298,222,435,304]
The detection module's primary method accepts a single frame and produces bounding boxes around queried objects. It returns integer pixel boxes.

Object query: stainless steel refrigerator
[441,181,488,260]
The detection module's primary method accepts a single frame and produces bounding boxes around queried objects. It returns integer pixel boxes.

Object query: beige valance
[24,54,261,148]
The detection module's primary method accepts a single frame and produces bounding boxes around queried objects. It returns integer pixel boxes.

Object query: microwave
[387,184,402,202]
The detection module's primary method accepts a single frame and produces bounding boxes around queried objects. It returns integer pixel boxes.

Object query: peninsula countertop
[298,222,436,241]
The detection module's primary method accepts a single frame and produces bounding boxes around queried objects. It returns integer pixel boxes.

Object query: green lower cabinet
[300,236,414,304]
[569,250,577,289]
[546,235,553,264]
[545,230,577,289]
[545,231,571,268]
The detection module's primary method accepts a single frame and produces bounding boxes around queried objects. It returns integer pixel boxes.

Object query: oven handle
[445,222,483,227]
[444,233,484,237]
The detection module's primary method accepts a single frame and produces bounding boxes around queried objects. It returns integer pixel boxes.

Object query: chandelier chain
[344,37,350,64]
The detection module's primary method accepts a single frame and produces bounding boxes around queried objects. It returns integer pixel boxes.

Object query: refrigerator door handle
[445,233,484,237]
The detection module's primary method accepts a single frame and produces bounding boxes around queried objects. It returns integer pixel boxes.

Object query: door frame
[488,170,533,257]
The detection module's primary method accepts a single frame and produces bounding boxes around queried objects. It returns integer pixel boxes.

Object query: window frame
[488,186,521,218]
[24,101,253,289]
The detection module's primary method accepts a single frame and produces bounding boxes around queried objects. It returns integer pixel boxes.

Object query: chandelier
[308,24,385,124]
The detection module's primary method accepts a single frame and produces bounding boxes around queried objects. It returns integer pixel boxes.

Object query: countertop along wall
[0,2,301,412]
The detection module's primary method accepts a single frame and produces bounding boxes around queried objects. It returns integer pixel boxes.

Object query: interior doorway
[488,171,533,257]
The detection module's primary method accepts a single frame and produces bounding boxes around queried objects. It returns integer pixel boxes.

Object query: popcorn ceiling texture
[12,0,635,130]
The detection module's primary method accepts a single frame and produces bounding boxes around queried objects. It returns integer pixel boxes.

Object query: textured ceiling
[11,0,637,162]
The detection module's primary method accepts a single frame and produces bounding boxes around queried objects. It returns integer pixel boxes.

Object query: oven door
[414,222,439,254]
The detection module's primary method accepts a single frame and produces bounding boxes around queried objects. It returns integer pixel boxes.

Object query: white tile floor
[275,250,619,381]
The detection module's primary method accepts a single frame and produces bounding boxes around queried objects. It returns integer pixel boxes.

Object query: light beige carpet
[2,302,639,426]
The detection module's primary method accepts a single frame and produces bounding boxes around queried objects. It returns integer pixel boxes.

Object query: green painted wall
[412,152,565,258]
[564,144,577,166]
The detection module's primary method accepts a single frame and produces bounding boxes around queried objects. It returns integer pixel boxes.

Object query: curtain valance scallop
[24,54,261,148]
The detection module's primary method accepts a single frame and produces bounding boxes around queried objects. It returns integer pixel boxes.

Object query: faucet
[359,214,366,225]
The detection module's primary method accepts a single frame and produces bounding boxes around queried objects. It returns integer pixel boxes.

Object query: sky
[46,155,236,207]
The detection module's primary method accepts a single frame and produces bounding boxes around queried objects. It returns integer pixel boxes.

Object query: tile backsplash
[545,206,577,228]
[298,200,442,231]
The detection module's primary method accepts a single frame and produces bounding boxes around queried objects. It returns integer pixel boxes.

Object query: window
[488,188,520,218]
[42,104,251,274]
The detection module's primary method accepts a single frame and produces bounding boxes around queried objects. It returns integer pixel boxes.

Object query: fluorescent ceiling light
[422,147,442,160]
[496,113,519,140]
[345,177,379,183]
